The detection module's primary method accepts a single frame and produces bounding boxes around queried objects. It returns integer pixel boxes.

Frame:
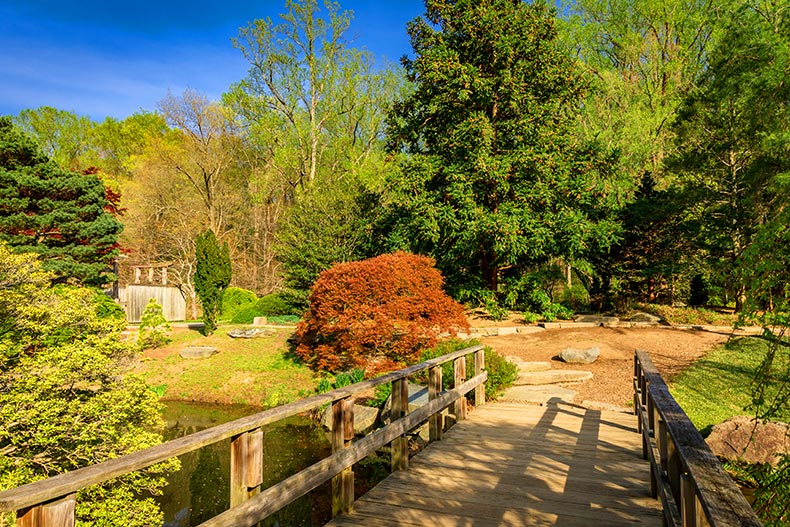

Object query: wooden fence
[123,284,186,322]
[0,345,486,527]
[634,350,763,527]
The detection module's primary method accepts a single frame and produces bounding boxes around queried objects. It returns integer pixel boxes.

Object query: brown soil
[482,326,736,408]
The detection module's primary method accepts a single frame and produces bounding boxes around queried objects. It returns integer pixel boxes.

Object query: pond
[157,401,389,527]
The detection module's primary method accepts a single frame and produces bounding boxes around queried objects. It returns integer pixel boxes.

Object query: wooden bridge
[0,346,763,527]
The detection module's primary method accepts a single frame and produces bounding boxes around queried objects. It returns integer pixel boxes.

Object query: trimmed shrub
[137,298,171,350]
[230,293,300,324]
[221,287,257,320]
[417,339,518,401]
[295,252,469,373]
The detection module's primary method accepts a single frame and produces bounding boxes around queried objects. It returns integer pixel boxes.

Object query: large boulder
[706,416,790,466]
[558,346,600,364]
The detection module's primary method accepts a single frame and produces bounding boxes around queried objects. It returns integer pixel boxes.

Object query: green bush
[230,293,300,324]
[418,339,518,401]
[137,298,171,350]
[221,287,257,320]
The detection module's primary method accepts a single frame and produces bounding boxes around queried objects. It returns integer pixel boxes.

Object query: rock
[514,370,593,385]
[500,385,577,405]
[381,383,449,425]
[180,346,218,359]
[706,416,790,466]
[505,357,552,372]
[628,312,663,324]
[321,404,380,436]
[227,328,275,339]
[252,316,267,326]
[559,346,600,364]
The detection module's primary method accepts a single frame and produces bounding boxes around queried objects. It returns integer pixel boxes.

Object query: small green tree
[194,229,231,335]
[137,298,171,350]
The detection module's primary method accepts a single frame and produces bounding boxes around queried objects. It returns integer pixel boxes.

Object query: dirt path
[481,326,735,408]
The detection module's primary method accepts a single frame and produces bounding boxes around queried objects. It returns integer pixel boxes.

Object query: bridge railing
[634,350,763,527]
[0,344,486,527]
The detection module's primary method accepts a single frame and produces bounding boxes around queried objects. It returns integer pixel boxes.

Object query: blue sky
[0,1,424,121]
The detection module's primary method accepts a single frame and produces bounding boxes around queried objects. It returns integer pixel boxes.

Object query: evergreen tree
[0,117,123,286]
[384,0,619,307]
[194,229,231,335]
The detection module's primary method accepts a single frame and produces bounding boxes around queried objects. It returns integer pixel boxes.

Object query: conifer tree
[194,229,231,335]
[0,117,122,286]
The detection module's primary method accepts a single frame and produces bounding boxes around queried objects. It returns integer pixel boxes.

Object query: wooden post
[474,348,485,407]
[18,494,76,527]
[429,365,443,442]
[681,474,699,527]
[134,267,141,284]
[161,267,168,285]
[331,397,354,516]
[147,267,154,283]
[391,378,409,472]
[230,429,263,507]
[668,439,682,505]
[453,356,467,422]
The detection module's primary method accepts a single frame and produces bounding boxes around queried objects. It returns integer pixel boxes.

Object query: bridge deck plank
[328,401,663,527]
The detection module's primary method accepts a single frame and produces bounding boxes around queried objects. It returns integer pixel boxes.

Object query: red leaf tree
[295,252,469,373]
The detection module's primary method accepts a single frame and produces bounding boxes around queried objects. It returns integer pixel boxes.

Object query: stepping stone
[501,384,577,405]
[180,346,218,359]
[506,357,552,372]
[514,370,593,386]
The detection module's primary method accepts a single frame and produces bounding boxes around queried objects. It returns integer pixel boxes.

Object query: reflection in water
[157,401,333,527]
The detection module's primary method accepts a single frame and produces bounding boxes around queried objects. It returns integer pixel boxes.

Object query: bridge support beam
[391,378,409,472]
[331,397,355,516]
[474,348,485,407]
[230,428,263,507]
[429,365,443,442]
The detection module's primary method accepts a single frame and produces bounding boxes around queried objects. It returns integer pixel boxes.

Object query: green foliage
[367,382,393,408]
[0,117,123,287]
[137,298,171,350]
[0,243,175,526]
[725,457,790,526]
[230,293,301,324]
[418,339,518,401]
[385,0,620,305]
[221,286,258,320]
[295,252,469,373]
[194,229,231,335]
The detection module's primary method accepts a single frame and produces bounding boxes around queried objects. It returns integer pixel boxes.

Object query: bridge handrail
[0,344,486,526]
[634,349,763,527]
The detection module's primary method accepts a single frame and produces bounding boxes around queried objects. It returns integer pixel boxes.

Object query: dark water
[157,401,391,527]
[158,401,334,527]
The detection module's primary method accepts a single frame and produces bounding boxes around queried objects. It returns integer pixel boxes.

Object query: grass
[134,325,318,408]
[669,337,790,435]
[636,303,738,326]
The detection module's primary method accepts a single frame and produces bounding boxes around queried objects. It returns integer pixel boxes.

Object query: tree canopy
[384,0,620,308]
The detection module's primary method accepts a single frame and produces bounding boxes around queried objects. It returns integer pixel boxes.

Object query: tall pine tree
[384,0,619,307]
[0,117,122,286]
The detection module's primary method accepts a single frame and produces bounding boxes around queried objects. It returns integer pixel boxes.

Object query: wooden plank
[474,348,485,407]
[390,379,408,472]
[453,356,466,422]
[428,365,443,441]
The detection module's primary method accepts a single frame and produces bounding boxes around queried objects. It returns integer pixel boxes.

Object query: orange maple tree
[295,252,469,374]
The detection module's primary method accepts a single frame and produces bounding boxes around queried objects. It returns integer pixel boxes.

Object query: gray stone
[500,385,577,405]
[180,346,218,359]
[381,383,449,425]
[227,328,275,339]
[505,357,552,372]
[321,404,380,436]
[516,326,547,334]
[514,370,593,385]
[706,416,790,466]
[559,346,600,364]
[628,312,663,324]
